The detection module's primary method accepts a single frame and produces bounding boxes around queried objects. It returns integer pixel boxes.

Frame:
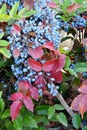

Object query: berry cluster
[0,0,23,8]
[7,0,62,96]
[56,15,87,32]
[71,15,87,29]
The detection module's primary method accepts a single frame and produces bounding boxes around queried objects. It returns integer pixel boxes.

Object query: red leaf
[43,54,66,72]
[71,94,83,111]
[13,48,20,58]
[78,80,87,94]
[23,0,34,9]
[83,79,87,84]
[9,92,23,101]
[35,76,46,88]
[56,54,66,71]
[79,95,87,118]
[30,87,39,101]
[23,96,34,112]
[43,42,55,50]
[46,2,57,8]
[43,59,57,72]
[12,24,21,34]
[28,46,43,59]
[10,101,22,120]
[67,3,80,13]
[18,80,31,93]
[83,15,87,20]
[78,85,87,94]
[50,71,62,83]
[28,58,42,72]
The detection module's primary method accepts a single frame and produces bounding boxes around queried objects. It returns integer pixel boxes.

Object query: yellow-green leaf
[0,4,6,14]
[9,2,19,17]
[23,10,38,18]
[0,14,12,22]
[0,47,11,58]
[0,40,9,46]
[0,33,4,39]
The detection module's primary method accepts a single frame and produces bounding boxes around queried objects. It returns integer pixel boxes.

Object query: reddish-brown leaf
[13,48,20,58]
[10,101,22,121]
[78,80,87,94]
[23,95,34,112]
[12,24,21,34]
[43,42,55,51]
[9,92,23,101]
[79,95,87,118]
[67,3,80,13]
[23,0,34,9]
[83,80,87,84]
[18,80,31,93]
[71,94,83,111]
[46,2,57,8]
[78,85,87,94]
[50,71,62,83]
[35,76,46,88]
[28,58,42,72]
[83,15,87,20]
[30,87,39,101]
[43,54,66,72]
[56,54,66,71]
[28,46,43,59]
[43,59,58,72]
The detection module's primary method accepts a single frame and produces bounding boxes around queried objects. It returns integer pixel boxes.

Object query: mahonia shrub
[6,0,66,120]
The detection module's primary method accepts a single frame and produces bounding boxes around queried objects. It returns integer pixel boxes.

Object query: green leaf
[35,116,49,126]
[54,104,64,111]
[70,78,80,88]
[13,115,23,130]
[5,120,14,130]
[75,62,87,72]
[23,115,38,128]
[68,68,78,78]
[18,7,28,16]
[60,82,70,95]
[56,112,68,127]
[1,109,10,119]
[0,47,11,58]
[0,99,5,112]
[0,59,6,67]
[64,57,78,77]
[53,0,59,4]
[82,126,87,130]
[10,2,19,17]
[0,33,4,39]
[36,105,49,116]
[12,14,20,19]
[0,4,6,14]
[0,40,9,46]
[65,56,71,69]
[48,106,55,119]
[23,10,38,18]
[0,14,12,22]
[72,114,81,129]
[37,127,46,130]
[0,91,2,98]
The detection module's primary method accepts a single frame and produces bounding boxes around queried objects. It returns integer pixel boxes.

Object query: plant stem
[56,93,74,118]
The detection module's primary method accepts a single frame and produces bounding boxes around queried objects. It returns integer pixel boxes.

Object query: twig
[56,93,74,118]
[56,93,84,128]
